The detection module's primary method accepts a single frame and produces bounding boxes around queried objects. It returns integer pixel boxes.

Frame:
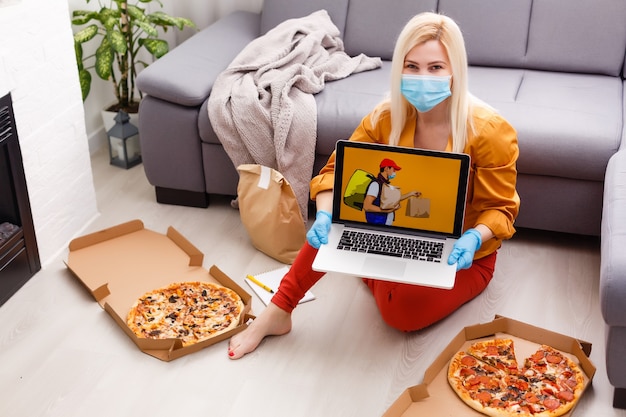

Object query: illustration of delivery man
[363,158,420,225]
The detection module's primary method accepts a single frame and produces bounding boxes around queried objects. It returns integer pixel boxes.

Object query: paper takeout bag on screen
[380,183,401,210]
[236,164,306,264]
[406,196,431,218]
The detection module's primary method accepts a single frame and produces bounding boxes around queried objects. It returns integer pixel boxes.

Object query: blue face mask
[388,172,396,180]
[400,75,452,113]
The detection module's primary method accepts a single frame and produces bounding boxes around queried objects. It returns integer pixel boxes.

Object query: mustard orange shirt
[309,104,520,259]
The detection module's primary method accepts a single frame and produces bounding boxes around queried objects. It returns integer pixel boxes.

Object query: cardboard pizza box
[65,219,252,362]
[383,315,596,417]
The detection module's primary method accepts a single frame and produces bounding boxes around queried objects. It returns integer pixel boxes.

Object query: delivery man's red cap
[380,158,402,170]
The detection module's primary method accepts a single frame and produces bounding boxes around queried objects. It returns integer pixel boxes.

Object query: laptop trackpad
[362,257,406,277]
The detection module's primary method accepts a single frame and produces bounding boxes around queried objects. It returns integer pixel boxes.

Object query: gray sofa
[136,0,626,406]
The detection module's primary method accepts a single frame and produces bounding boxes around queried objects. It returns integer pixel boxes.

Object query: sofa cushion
[469,67,623,182]
[137,11,261,107]
[442,0,626,76]
[439,0,531,69]
[342,0,438,60]
[260,0,349,35]
[525,0,626,76]
[315,62,391,155]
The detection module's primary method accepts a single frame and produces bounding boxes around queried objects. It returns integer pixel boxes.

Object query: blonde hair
[371,12,477,153]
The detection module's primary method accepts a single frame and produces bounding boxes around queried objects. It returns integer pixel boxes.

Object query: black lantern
[107,110,141,169]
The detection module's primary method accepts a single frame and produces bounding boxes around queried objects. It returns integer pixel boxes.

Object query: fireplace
[0,92,41,306]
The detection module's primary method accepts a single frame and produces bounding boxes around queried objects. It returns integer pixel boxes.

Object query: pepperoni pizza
[448,339,585,417]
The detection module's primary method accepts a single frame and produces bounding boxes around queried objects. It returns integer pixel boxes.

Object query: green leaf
[147,12,196,31]
[99,7,120,30]
[126,4,146,21]
[73,24,99,44]
[74,42,84,70]
[140,38,169,58]
[176,17,196,30]
[95,39,114,80]
[146,11,177,27]
[138,0,163,6]
[108,30,128,55]
[78,69,92,101]
[72,10,98,26]
[134,20,158,37]
[165,16,197,31]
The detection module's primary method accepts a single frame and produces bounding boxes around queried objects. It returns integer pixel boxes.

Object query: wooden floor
[1,148,624,417]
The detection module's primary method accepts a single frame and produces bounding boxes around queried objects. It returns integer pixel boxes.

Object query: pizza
[448,338,585,417]
[126,281,244,347]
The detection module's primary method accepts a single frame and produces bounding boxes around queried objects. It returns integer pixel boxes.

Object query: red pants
[272,242,497,332]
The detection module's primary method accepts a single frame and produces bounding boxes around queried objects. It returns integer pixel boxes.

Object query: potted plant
[72,0,195,116]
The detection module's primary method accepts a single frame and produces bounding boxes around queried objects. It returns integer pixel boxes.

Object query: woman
[228,12,519,359]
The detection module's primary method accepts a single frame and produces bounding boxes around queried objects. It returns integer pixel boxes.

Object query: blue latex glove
[306,210,332,249]
[447,228,482,271]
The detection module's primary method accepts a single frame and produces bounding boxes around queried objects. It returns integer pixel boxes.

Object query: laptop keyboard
[337,230,444,262]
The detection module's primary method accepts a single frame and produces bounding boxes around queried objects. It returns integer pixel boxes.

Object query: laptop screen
[332,140,470,238]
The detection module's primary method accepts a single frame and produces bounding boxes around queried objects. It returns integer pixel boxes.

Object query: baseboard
[88,128,107,155]
[155,186,209,208]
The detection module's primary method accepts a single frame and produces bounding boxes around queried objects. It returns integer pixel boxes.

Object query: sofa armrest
[600,149,626,327]
[136,11,261,107]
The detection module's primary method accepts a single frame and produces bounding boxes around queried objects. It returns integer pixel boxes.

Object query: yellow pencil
[246,274,274,293]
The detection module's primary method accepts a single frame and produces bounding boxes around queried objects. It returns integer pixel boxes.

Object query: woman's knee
[374,285,434,332]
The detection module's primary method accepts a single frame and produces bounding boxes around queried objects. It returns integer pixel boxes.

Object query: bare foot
[228,303,292,359]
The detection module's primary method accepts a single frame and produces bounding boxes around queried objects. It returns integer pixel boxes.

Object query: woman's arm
[314,190,333,213]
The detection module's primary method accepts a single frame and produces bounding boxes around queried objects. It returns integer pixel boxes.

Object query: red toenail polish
[228,351,234,357]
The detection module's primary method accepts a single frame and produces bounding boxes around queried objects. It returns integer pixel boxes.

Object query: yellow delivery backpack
[343,169,376,211]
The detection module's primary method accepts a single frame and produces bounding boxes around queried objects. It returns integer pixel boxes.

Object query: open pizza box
[65,219,253,362]
[383,315,596,417]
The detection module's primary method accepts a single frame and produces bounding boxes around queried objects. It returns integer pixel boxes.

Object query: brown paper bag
[405,196,430,218]
[236,164,306,263]
[380,183,401,210]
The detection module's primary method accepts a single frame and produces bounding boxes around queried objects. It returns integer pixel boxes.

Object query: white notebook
[245,266,315,306]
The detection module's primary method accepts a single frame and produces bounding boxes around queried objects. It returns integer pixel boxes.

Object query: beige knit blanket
[208,9,382,220]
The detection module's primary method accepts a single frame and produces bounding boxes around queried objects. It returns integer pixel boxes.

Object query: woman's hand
[447,228,482,270]
[306,210,332,249]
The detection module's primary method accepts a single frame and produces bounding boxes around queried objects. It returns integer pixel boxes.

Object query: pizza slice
[522,345,585,415]
[466,338,520,375]
[448,350,508,411]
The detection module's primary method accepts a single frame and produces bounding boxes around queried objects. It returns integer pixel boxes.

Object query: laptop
[312,140,471,289]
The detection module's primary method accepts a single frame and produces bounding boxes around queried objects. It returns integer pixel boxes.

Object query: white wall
[66,0,263,153]
[0,0,99,266]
